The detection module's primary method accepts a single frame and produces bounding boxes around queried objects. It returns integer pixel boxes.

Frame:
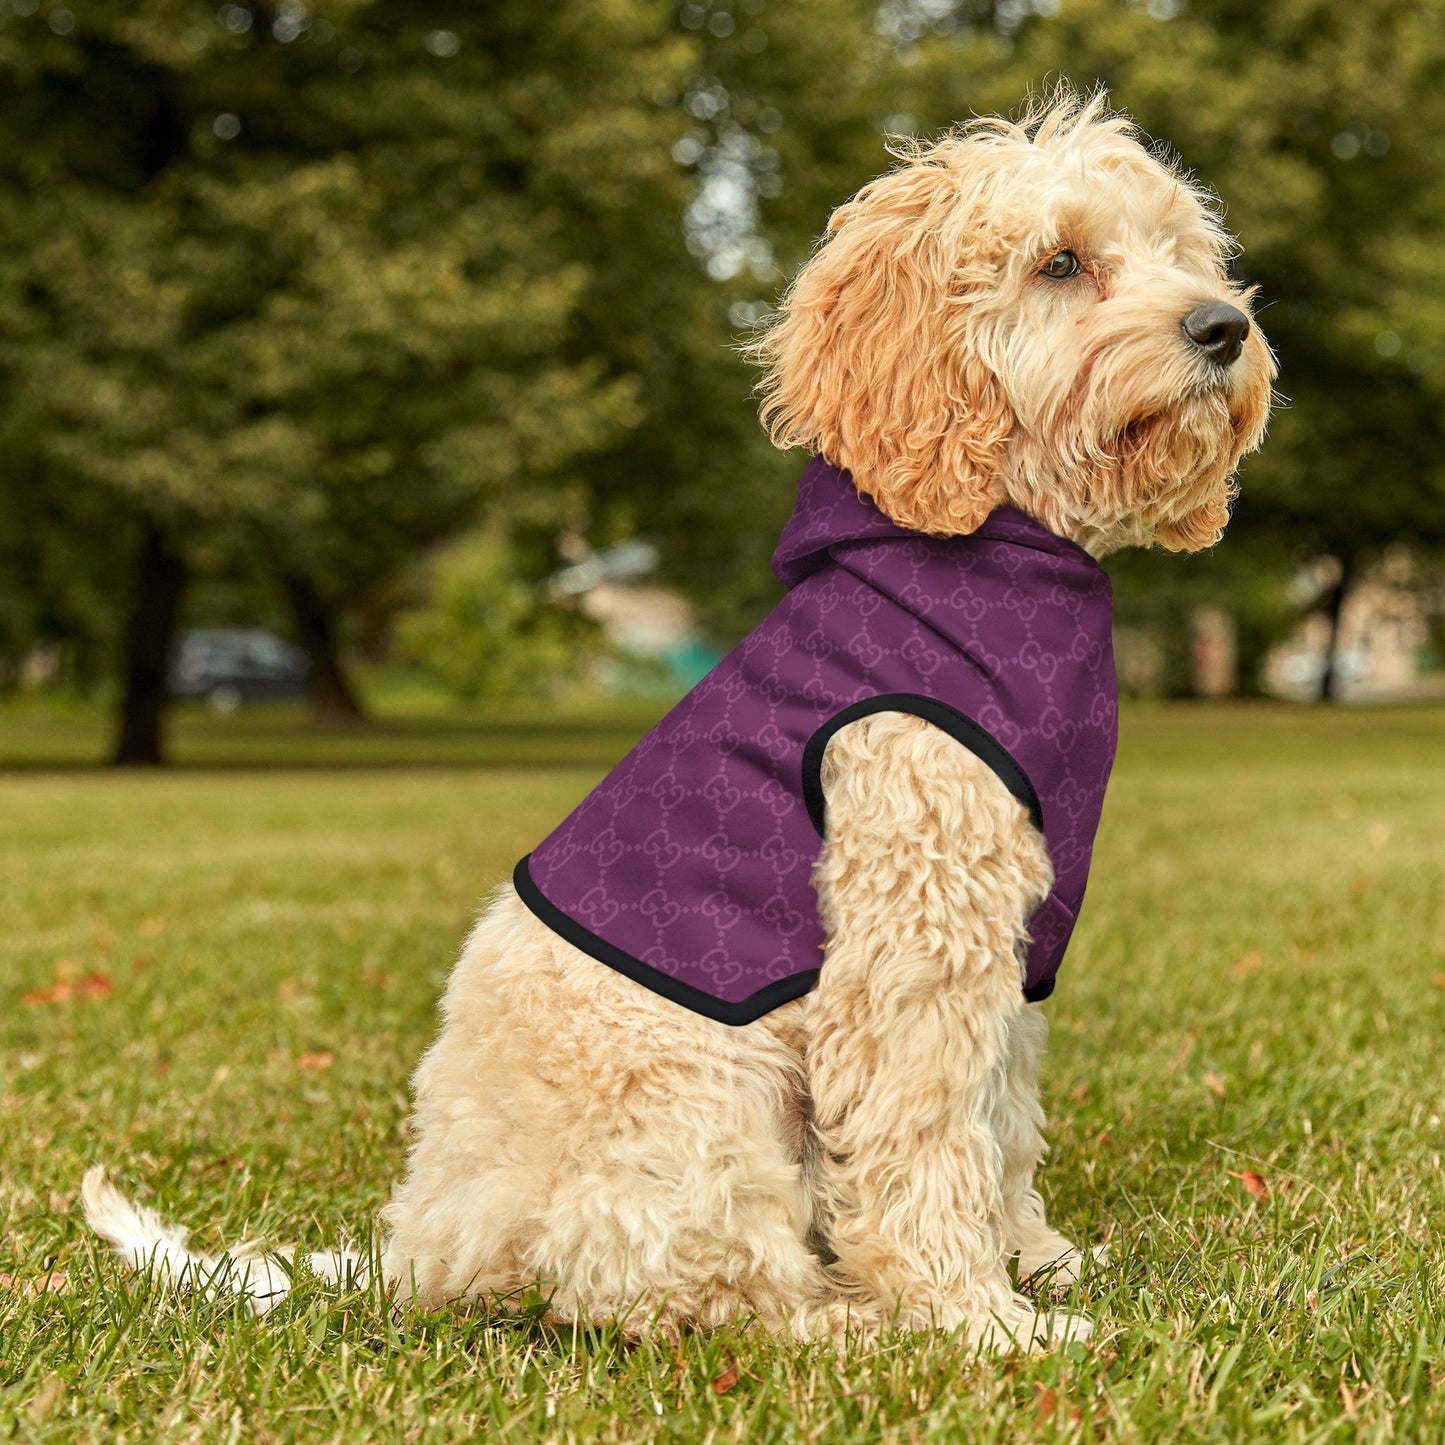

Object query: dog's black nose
[1182,302,1250,367]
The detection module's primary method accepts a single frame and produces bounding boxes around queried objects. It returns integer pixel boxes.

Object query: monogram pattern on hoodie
[522,458,1117,1019]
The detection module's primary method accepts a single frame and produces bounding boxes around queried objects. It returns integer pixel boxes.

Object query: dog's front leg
[806,713,1089,1349]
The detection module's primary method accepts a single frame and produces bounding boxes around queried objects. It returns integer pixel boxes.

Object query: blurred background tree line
[1,0,1443,762]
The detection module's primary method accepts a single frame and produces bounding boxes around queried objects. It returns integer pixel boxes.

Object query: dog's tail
[81,1165,368,1315]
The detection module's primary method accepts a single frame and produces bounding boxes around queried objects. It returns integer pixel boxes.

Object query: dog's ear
[749,152,1012,536]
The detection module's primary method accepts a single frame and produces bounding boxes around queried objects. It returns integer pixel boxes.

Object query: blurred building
[1262,548,1440,701]
[548,541,721,690]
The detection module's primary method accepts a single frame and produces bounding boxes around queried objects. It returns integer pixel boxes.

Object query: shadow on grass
[0,699,675,774]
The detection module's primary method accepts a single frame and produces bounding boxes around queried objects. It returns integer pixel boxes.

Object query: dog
[85,90,1274,1351]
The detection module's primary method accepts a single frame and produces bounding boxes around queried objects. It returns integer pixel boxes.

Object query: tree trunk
[1317,556,1355,703]
[112,524,187,766]
[281,571,367,725]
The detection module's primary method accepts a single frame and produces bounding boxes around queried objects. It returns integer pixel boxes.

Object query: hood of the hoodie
[770,455,1104,589]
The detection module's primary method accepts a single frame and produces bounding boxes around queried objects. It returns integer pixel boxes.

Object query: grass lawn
[2,701,1443,1442]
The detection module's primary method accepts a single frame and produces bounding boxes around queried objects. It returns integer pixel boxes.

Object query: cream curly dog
[85,92,1273,1351]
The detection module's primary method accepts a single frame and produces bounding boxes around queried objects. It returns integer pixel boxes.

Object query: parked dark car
[169,629,310,712]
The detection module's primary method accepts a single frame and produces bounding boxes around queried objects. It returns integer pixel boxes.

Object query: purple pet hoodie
[516,457,1118,1025]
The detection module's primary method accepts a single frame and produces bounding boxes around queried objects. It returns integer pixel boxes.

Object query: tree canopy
[1,1,708,752]
[1,0,1441,750]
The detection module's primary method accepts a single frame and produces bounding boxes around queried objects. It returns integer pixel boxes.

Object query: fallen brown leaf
[1433,973,1445,990]
[1348,875,1372,898]
[21,972,113,1007]
[361,969,394,992]
[21,983,68,1006]
[1034,1386,1058,1425]
[1070,1084,1090,1102]
[0,1268,70,1299]
[1204,1070,1227,1098]
[711,1358,740,1396]
[1228,1169,1268,1201]
[295,1051,334,1071]
[138,915,167,937]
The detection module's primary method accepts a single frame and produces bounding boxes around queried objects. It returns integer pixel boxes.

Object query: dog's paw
[972,1295,1093,1353]
[1032,1308,1093,1348]
[1018,1240,1110,1293]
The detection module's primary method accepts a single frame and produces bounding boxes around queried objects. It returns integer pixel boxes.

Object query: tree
[562,0,893,640]
[23,1,1438,731]
[0,1,697,759]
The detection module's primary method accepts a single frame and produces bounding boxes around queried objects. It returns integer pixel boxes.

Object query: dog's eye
[1040,250,1081,280]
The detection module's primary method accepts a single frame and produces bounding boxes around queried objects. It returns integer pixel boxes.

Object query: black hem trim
[1023,978,1055,1003]
[800,693,1044,836]
[513,856,820,1027]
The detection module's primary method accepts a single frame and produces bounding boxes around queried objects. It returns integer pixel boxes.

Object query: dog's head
[751,90,1275,553]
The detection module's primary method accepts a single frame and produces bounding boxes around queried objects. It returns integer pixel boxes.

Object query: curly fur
[376,717,1087,1348]
[85,89,1272,1353]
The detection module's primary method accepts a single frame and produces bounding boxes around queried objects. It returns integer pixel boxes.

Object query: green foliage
[0,0,891,681]
[0,1,678,616]
[4,0,1445,706]
[572,0,888,641]
[395,533,600,705]
[0,460,131,688]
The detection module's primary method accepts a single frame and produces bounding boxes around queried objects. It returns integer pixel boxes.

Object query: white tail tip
[81,1166,368,1315]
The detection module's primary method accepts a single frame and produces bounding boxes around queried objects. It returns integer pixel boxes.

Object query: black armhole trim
[512,856,819,1027]
[1023,978,1055,1004]
[800,692,1044,837]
